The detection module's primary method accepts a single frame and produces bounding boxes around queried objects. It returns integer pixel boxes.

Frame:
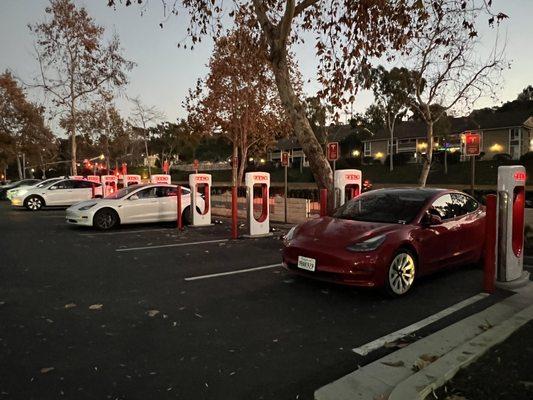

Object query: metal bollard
[177,185,183,231]
[483,194,497,294]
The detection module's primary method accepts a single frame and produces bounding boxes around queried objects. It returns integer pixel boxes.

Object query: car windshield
[333,190,432,224]
[105,186,140,199]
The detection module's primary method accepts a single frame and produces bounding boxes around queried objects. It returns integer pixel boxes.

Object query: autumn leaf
[146,309,160,317]
[40,367,55,374]
[89,304,103,310]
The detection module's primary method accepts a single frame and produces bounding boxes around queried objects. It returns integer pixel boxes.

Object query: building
[362,110,533,163]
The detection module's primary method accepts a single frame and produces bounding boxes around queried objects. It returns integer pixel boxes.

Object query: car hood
[294,216,403,247]
[69,199,118,210]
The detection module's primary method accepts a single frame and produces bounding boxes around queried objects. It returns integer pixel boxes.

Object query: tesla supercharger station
[495,165,529,287]
[150,174,171,184]
[123,174,141,187]
[188,173,212,227]
[245,172,271,237]
[101,175,118,197]
[334,169,362,207]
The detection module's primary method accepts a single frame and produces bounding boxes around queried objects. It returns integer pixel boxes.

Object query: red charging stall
[188,173,212,226]
[334,169,362,208]
[495,165,529,287]
[245,172,271,237]
[101,175,118,197]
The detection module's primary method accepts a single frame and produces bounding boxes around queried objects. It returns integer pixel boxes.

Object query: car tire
[384,249,417,297]
[25,196,44,211]
[93,209,118,230]
[182,206,203,225]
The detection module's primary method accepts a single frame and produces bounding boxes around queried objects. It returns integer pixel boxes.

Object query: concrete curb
[389,302,533,400]
[314,284,533,400]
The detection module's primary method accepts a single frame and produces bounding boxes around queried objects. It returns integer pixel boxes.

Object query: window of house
[510,128,522,159]
[363,142,371,157]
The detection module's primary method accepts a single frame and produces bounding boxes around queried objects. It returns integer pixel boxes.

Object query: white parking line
[80,228,172,236]
[352,292,489,356]
[115,238,228,252]
[184,263,282,281]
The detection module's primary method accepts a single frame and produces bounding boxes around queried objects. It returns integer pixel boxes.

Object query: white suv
[11,179,103,211]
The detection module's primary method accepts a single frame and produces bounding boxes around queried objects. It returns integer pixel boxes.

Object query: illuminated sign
[464,132,481,156]
[345,173,361,181]
[126,175,141,182]
[253,175,268,181]
[327,142,340,161]
[514,171,526,182]
[281,152,289,167]
[195,176,210,182]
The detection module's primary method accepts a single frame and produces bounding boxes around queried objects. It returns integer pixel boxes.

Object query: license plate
[297,256,316,272]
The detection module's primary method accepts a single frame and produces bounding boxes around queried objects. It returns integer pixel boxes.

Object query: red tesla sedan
[281,188,485,296]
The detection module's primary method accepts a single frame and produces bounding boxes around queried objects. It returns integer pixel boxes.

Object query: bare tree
[402,0,507,186]
[129,96,165,177]
[31,0,134,175]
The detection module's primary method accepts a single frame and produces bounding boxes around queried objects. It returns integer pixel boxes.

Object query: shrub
[385,152,413,166]
[492,153,512,162]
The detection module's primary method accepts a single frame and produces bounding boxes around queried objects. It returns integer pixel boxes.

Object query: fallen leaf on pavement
[89,304,103,310]
[40,367,55,374]
[444,396,467,400]
[381,360,405,367]
[478,319,493,331]
[412,354,439,372]
[147,310,160,317]
[64,303,77,309]
[373,394,389,400]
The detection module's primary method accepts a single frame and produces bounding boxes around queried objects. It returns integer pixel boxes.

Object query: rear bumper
[281,242,390,288]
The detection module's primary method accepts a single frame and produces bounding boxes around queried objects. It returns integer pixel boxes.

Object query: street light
[352,150,360,157]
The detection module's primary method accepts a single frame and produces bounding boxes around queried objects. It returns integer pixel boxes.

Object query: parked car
[6,177,63,201]
[0,179,41,200]
[65,184,205,230]
[282,188,485,297]
[11,179,103,210]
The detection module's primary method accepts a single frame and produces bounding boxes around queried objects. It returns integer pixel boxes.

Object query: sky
[1,0,533,132]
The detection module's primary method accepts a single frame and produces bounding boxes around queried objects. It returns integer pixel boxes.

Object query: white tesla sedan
[6,177,63,201]
[65,184,204,230]
[11,178,103,210]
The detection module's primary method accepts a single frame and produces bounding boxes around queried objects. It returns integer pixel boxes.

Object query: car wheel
[182,206,192,225]
[385,250,417,297]
[25,196,44,211]
[93,209,118,230]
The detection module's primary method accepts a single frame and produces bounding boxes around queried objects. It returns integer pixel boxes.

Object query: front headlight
[346,234,386,252]
[79,203,97,211]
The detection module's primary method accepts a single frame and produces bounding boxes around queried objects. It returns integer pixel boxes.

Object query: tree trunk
[70,99,77,176]
[389,131,394,172]
[144,133,151,177]
[418,122,434,187]
[237,148,248,187]
[16,155,23,180]
[444,145,448,175]
[269,45,333,206]
[231,144,238,188]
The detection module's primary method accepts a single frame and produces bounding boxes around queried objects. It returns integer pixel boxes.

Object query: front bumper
[281,240,390,288]
[65,210,93,226]
[11,197,24,207]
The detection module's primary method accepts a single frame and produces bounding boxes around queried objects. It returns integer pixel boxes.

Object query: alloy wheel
[27,197,42,211]
[96,212,115,230]
[388,252,416,295]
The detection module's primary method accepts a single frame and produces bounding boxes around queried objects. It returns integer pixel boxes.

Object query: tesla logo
[345,174,360,181]
[514,172,526,182]
[195,176,209,182]
[126,176,140,182]
[102,177,116,183]
[155,176,169,182]
[254,175,268,181]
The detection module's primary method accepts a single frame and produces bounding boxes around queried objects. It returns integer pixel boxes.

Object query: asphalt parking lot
[0,203,509,400]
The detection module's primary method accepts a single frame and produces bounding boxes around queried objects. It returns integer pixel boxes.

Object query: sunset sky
[1,0,532,129]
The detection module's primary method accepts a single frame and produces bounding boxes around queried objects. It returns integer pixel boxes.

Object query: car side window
[430,194,455,220]
[451,193,478,216]
[72,180,93,189]
[135,188,157,199]
[50,180,74,190]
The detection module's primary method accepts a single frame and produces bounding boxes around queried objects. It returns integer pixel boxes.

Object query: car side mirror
[129,194,139,201]
[423,211,442,226]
